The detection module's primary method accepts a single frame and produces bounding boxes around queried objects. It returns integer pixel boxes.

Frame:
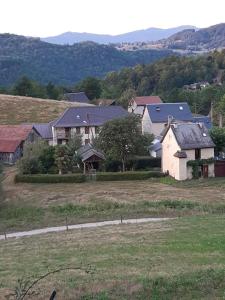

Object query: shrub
[14,174,86,184]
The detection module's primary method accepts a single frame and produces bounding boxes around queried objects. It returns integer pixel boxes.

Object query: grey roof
[33,123,53,139]
[146,102,193,123]
[170,122,215,150]
[174,151,187,158]
[149,141,162,152]
[77,144,105,162]
[53,106,129,128]
[192,115,212,129]
[64,92,90,103]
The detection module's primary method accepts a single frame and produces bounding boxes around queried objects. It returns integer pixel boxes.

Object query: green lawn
[2,171,225,299]
[1,215,225,299]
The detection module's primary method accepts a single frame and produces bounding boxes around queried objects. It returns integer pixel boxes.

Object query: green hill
[0,34,173,87]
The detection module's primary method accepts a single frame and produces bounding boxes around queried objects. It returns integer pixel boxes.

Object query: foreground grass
[2,198,225,233]
[1,215,225,299]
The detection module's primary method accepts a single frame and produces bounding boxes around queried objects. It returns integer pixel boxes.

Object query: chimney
[168,115,173,125]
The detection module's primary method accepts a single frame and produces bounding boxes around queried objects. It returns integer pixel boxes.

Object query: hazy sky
[1,0,225,37]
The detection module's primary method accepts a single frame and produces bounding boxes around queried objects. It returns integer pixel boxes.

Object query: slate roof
[149,141,162,152]
[192,115,212,129]
[134,96,162,106]
[33,123,53,139]
[146,102,193,123]
[64,92,90,103]
[53,106,129,128]
[77,144,105,162]
[0,139,21,153]
[167,122,215,150]
[174,151,187,158]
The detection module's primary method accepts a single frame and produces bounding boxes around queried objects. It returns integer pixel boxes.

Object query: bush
[104,157,161,172]
[96,171,164,181]
[14,174,86,184]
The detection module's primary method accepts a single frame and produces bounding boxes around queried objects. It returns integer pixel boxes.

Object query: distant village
[0,91,222,181]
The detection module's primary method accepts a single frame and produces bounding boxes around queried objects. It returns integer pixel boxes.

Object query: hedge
[104,157,161,172]
[14,171,164,183]
[14,174,86,184]
[96,171,164,181]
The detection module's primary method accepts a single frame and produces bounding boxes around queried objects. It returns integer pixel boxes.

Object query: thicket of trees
[18,136,82,175]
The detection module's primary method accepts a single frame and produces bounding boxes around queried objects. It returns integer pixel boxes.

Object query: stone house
[161,122,215,180]
[51,106,128,146]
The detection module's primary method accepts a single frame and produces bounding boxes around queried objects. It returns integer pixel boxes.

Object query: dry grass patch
[0,94,92,124]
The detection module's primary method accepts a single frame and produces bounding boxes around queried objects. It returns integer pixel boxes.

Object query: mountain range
[41,26,197,45]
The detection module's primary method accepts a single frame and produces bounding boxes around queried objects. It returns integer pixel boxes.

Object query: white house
[128,96,162,115]
[161,122,215,180]
[142,102,193,137]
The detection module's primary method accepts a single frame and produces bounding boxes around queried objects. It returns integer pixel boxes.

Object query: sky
[1,0,225,37]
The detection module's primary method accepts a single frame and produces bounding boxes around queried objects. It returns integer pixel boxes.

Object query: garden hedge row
[15,171,164,184]
[96,171,164,181]
[14,174,86,184]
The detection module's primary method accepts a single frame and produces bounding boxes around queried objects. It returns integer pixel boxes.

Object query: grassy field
[1,216,225,299]
[0,94,92,124]
[2,168,225,298]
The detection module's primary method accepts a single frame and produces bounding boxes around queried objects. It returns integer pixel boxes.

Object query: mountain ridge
[41,25,197,45]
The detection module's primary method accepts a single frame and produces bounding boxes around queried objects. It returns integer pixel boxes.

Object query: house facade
[51,106,128,146]
[142,102,193,136]
[128,96,162,115]
[161,122,215,180]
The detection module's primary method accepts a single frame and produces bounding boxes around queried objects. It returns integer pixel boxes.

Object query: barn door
[202,164,208,178]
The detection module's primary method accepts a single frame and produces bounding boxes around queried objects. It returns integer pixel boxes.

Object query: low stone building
[161,122,215,180]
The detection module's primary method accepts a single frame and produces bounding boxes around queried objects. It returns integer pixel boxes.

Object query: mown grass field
[0,94,92,124]
[1,216,225,299]
[2,168,225,299]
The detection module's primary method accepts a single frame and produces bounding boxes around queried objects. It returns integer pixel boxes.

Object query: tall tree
[75,77,102,100]
[96,115,153,172]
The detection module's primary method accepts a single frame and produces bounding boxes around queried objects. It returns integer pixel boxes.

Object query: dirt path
[0,217,172,241]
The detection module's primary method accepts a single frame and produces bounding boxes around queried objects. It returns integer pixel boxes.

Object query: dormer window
[156,107,160,111]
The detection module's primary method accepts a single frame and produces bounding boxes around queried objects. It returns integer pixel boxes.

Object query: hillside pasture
[0,94,92,124]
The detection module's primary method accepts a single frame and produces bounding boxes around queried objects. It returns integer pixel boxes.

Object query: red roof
[0,125,33,140]
[0,139,21,153]
[134,96,162,106]
[0,125,33,153]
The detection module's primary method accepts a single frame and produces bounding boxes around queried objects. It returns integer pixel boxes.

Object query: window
[76,127,80,134]
[65,127,71,138]
[195,149,201,160]
[95,126,99,134]
[85,138,90,145]
[85,127,89,134]
[58,139,63,145]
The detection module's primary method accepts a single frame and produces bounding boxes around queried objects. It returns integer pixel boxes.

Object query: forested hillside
[0,34,172,86]
[162,23,225,50]
[99,50,225,115]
